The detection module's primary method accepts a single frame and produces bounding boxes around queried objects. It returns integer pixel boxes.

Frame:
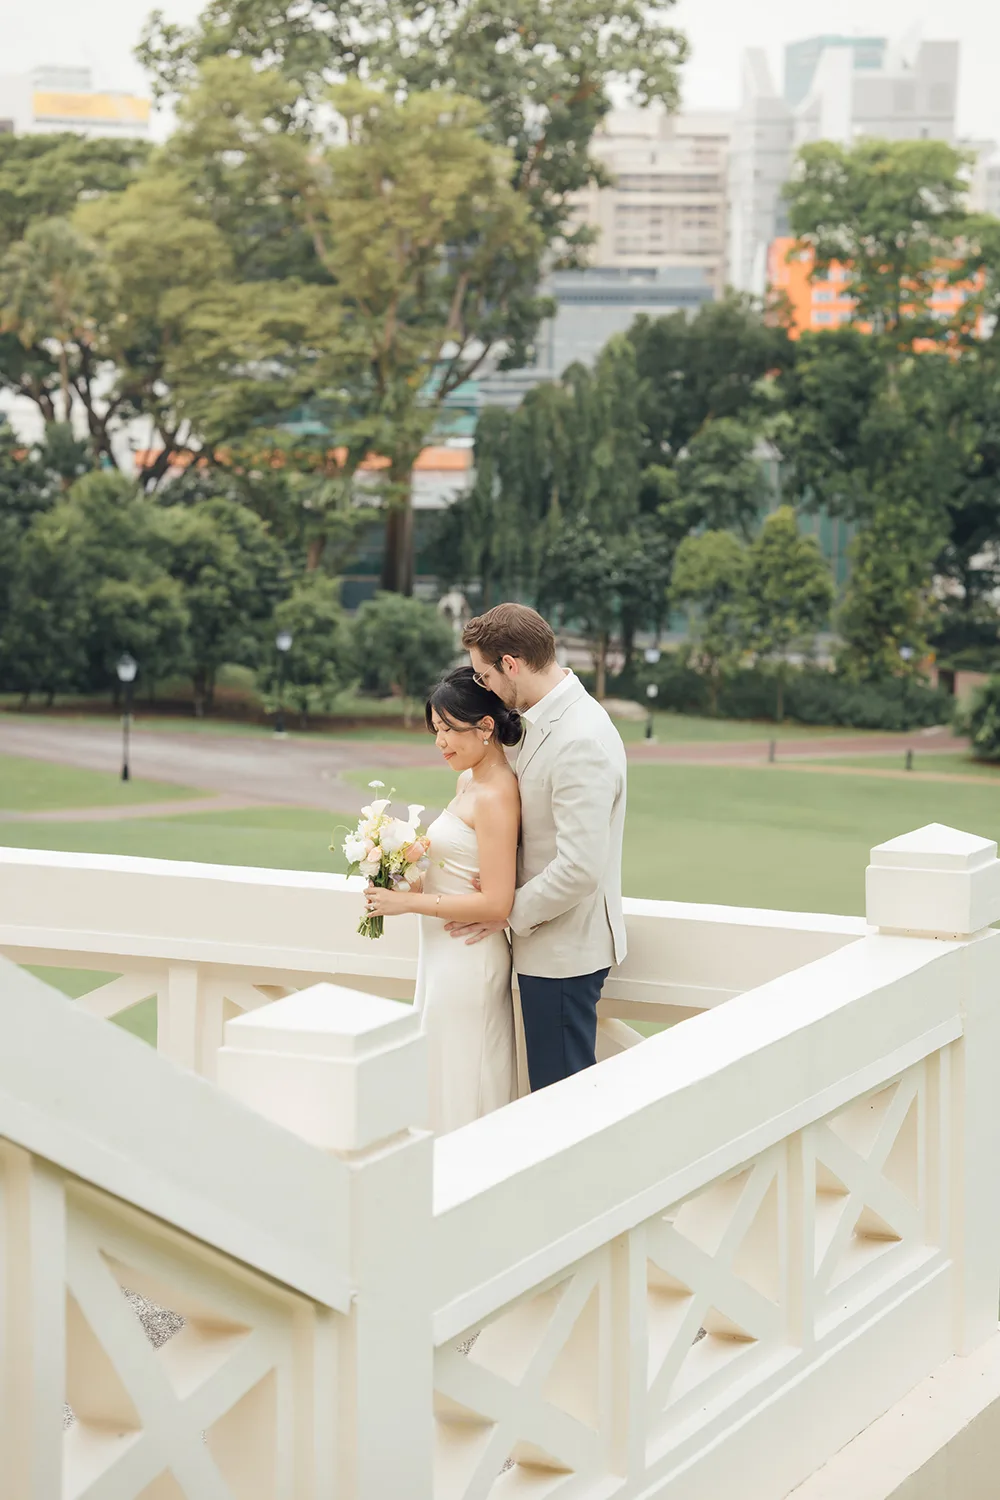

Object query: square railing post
[217,982,433,1499]
[868,823,1000,1353]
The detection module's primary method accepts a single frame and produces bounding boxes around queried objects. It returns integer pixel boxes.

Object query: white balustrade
[0,845,866,1080]
[2,824,1000,1499]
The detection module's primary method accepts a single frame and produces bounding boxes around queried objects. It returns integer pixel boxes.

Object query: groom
[446,603,627,1091]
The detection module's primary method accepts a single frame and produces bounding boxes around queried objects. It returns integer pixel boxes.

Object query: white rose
[403,865,422,886]
[344,837,368,865]
[358,859,380,879]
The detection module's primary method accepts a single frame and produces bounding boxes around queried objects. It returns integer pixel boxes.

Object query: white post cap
[866,823,1000,937]
[217,983,428,1151]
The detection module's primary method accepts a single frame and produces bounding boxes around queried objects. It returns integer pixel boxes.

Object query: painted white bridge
[2,823,1000,1499]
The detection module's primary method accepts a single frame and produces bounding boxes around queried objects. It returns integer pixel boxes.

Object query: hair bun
[495,706,523,748]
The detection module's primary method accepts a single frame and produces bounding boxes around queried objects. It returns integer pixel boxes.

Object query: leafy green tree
[956,678,1000,762]
[350,592,456,723]
[836,502,940,681]
[743,506,835,718]
[154,497,289,713]
[141,0,688,589]
[258,574,354,726]
[674,418,771,539]
[0,133,147,255]
[629,293,793,461]
[539,516,623,699]
[0,218,113,434]
[784,138,972,346]
[671,531,749,712]
[91,575,190,701]
[164,68,540,591]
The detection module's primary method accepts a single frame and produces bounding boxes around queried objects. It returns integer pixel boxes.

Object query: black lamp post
[643,646,661,742]
[274,630,293,737]
[116,653,138,781]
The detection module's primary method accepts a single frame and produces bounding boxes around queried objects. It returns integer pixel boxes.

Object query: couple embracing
[364,603,628,1135]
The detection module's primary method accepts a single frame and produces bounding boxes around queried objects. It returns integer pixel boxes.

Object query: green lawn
[0,753,200,812]
[613,711,885,744]
[812,751,997,778]
[338,761,1000,916]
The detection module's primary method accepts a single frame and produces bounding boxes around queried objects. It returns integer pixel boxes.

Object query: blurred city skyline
[1,0,999,145]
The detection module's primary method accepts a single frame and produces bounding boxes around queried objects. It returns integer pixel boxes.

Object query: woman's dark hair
[425,666,522,748]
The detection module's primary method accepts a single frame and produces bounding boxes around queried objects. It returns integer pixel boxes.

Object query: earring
[483,737,490,744]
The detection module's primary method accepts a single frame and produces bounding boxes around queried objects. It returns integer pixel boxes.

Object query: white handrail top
[0,844,364,892]
[434,930,966,1215]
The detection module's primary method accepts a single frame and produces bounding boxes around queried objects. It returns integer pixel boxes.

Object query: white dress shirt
[520,669,576,726]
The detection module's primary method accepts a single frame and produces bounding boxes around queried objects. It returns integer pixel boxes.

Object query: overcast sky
[2,0,998,144]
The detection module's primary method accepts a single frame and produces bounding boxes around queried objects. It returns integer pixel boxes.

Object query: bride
[364,666,521,1134]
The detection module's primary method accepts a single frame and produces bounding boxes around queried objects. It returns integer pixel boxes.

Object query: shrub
[627,657,951,733]
[956,677,1000,761]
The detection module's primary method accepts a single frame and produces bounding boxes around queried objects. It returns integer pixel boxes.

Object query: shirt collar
[521,669,575,726]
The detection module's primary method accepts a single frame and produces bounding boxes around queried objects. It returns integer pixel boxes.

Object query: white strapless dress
[416,806,517,1135]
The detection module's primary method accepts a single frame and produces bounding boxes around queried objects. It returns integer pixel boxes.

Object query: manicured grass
[0,804,350,874]
[613,711,885,744]
[0,753,200,812]
[812,751,998,778]
[340,760,1000,916]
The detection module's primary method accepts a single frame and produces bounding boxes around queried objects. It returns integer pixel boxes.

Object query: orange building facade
[766,236,980,338]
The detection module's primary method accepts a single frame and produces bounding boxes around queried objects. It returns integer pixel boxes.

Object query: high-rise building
[784,35,887,109]
[727,33,959,294]
[568,108,733,296]
[0,67,150,140]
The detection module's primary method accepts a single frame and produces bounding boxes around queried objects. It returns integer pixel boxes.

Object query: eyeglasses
[473,658,505,689]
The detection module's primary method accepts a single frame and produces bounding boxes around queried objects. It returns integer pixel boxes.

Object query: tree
[0,218,113,433]
[629,293,793,461]
[956,678,1000,762]
[836,501,940,682]
[743,507,835,718]
[0,133,147,255]
[435,336,647,606]
[674,418,772,539]
[140,0,689,589]
[258,574,354,726]
[671,531,748,712]
[165,67,541,591]
[153,497,289,713]
[350,593,456,722]
[539,517,622,699]
[784,138,973,347]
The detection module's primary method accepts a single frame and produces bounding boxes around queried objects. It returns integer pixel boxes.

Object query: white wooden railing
[2,824,1000,1498]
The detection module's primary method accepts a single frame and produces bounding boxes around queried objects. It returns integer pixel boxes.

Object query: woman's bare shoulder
[478,767,520,816]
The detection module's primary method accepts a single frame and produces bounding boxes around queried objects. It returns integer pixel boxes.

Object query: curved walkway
[0,716,969,822]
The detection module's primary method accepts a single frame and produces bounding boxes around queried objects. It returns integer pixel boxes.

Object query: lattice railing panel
[434,1057,947,1499]
[0,1146,333,1500]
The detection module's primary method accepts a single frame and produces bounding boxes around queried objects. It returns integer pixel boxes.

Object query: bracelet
[435,894,442,912]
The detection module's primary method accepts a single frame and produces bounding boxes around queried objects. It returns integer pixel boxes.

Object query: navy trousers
[517,968,610,1092]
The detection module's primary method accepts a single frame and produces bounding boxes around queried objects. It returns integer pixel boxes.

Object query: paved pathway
[0,716,970,822]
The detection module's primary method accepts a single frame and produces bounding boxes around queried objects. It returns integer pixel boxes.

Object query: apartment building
[570,108,733,297]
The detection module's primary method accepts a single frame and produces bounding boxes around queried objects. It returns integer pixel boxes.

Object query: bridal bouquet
[338,782,431,939]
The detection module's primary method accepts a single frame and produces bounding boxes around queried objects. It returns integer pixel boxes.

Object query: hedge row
[613,658,952,733]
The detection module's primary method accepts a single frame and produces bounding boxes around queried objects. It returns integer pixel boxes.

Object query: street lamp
[643,647,661,740]
[645,682,659,741]
[116,653,138,782]
[274,630,293,738]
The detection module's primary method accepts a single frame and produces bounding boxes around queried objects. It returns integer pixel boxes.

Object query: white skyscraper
[726,33,960,294]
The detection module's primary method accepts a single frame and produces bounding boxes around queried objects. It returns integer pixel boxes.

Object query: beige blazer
[508,676,628,979]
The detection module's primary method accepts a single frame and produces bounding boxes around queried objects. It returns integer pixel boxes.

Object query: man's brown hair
[462,603,557,671]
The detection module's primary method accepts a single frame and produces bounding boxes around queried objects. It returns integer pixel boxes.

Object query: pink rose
[402,841,425,865]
